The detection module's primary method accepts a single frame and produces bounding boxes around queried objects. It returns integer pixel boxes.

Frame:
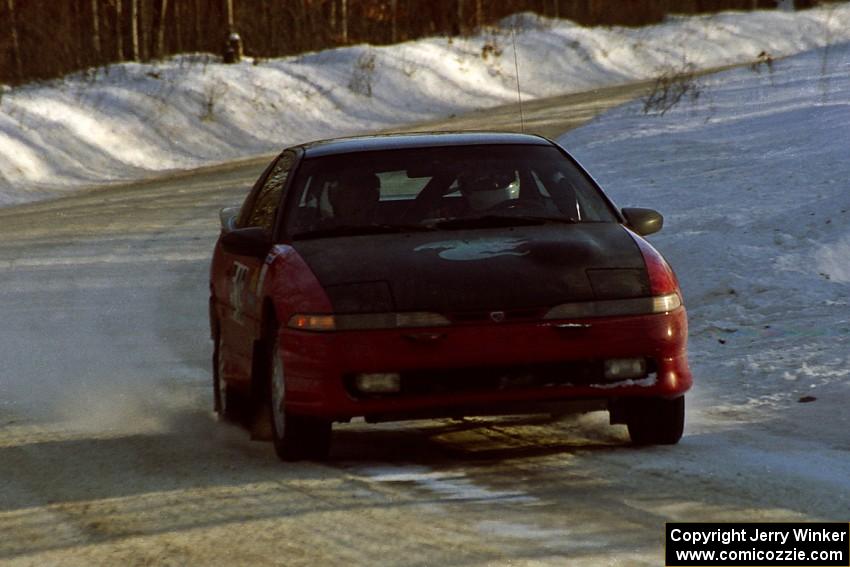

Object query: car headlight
[544,292,681,319]
[288,312,451,331]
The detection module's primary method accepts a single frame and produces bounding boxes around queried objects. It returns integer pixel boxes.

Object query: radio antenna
[511,25,525,133]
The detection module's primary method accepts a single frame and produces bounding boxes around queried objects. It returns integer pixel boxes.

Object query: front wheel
[626,396,685,445]
[266,330,332,461]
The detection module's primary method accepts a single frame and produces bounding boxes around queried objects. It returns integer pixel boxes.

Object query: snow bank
[559,40,850,426]
[1,5,849,205]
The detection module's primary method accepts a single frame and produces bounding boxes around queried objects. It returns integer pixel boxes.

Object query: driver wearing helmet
[457,169,519,212]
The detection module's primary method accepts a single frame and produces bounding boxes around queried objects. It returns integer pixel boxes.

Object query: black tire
[265,328,332,461]
[213,327,241,421]
[626,396,685,446]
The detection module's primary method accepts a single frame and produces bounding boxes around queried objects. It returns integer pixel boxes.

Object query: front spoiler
[280,308,692,421]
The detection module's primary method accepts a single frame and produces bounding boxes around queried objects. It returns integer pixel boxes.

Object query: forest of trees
[0,0,823,86]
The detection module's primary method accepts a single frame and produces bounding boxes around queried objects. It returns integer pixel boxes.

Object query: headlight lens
[544,292,681,319]
[651,293,681,313]
[288,312,451,331]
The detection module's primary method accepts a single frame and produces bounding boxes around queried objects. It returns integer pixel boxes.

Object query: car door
[218,151,295,383]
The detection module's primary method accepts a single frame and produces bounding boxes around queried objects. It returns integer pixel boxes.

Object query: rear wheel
[266,328,332,461]
[626,396,685,445]
[213,327,241,421]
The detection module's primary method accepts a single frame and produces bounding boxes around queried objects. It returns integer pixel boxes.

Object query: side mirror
[220,227,270,257]
[622,207,663,236]
[219,206,239,233]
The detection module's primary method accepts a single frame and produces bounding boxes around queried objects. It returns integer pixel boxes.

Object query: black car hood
[291,224,649,314]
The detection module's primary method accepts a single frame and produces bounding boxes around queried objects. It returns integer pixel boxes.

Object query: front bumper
[280,307,691,421]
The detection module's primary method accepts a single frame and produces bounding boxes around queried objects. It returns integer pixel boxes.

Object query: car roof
[297,132,554,158]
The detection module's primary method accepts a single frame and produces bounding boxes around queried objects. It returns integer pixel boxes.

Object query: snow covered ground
[1,4,849,205]
[560,40,850,449]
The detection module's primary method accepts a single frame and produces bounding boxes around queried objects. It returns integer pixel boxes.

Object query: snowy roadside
[1,5,849,206]
[559,41,850,451]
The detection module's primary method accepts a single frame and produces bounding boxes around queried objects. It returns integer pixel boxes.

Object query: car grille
[345,359,654,399]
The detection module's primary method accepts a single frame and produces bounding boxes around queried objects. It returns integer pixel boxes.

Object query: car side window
[238,153,295,232]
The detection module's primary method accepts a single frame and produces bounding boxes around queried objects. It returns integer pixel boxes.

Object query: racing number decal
[229,262,250,324]
[228,251,277,325]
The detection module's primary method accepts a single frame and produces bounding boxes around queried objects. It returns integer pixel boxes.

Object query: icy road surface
[2,49,850,565]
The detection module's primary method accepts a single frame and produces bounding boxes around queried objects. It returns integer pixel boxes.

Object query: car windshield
[285,144,617,239]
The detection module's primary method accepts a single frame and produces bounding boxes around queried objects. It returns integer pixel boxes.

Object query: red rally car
[209,132,692,461]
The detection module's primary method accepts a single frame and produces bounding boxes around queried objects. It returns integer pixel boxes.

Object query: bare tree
[341,0,348,44]
[74,0,85,67]
[225,0,234,31]
[130,0,140,60]
[154,0,169,57]
[297,0,306,49]
[192,0,201,50]
[113,0,125,60]
[91,0,102,63]
[139,0,149,60]
[5,0,24,81]
[389,0,397,42]
[261,0,275,51]
[173,0,182,52]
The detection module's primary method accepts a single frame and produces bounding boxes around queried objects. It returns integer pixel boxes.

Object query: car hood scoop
[291,224,648,314]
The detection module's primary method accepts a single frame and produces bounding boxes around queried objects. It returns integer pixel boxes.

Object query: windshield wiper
[432,215,579,230]
[292,223,435,240]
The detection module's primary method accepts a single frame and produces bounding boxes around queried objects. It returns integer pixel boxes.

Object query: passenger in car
[327,173,381,225]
